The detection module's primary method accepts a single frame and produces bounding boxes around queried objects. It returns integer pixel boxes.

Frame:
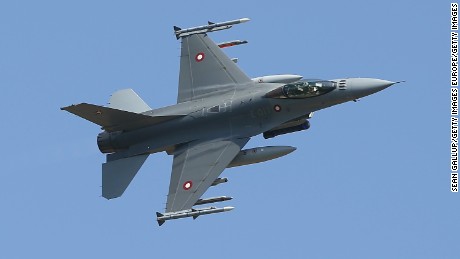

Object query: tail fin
[102,154,149,199]
[108,89,151,113]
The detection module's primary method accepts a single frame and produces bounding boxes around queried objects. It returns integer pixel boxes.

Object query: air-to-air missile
[217,40,248,48]
[228,146,296,168]
[156,206,234,226]
[174,18,250,39]
[194,196,233,206]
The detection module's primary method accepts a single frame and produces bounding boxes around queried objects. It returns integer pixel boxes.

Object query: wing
[165,138,250,212]
[177,34,252,103]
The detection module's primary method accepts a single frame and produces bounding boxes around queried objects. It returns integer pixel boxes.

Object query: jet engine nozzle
[97,131,124,154]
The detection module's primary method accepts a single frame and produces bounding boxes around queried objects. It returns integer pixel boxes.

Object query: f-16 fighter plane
[61,18,399,225]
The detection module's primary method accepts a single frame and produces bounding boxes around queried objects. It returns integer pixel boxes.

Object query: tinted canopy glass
[282,80,336,98]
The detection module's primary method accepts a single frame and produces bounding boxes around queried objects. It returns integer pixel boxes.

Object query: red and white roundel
[195,52,205,62]
[183,181,193,190]
[274,104,282,112]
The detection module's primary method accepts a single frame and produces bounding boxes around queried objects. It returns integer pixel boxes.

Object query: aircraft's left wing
[165,138,249,213]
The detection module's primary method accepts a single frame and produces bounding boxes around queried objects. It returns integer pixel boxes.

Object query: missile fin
[156,212,166,226]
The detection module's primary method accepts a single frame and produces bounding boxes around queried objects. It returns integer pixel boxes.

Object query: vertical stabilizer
[108,89,151,113]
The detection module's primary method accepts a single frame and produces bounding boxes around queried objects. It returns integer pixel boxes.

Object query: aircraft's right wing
[165,138,250,213]
[177,34,252,103]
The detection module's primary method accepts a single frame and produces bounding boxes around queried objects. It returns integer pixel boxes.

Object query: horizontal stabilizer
[61,103,184,132]
[102,154,149,199]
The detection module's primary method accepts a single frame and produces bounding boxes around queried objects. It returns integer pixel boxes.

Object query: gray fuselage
[103,78,382,160]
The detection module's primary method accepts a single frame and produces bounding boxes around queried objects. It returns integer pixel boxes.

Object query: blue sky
[0,1,453,258]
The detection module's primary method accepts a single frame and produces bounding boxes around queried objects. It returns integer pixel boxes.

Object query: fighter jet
[61,18,399,225]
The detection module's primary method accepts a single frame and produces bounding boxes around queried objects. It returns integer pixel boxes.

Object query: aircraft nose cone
[347,78,396,99]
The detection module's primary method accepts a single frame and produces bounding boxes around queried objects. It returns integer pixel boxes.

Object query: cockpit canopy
[265,80,337,99]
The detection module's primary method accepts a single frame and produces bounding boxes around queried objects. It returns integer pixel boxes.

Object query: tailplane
[102,154,149,199]
[61,103,184,132]
[61,89,184,132]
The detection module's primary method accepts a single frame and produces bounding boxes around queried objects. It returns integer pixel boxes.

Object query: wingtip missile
[156,206,234,225]
[174,18,250,39]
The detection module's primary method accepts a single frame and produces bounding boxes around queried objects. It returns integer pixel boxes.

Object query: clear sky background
[0,1,453,258]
